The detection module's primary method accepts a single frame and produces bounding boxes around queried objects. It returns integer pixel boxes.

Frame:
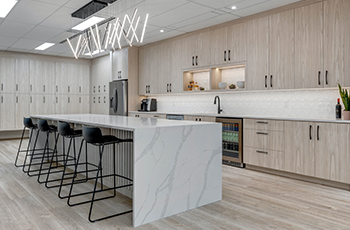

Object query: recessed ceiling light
[0,0,18,18]
[72,16,105,31]
[231,6,237,10]
[160,29,164,33]
[35,43,55,51]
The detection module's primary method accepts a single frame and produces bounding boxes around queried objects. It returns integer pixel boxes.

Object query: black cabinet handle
[265,75,267,88]
[16,84,18,91]
[43,96,45,103]
[98,97,100,103]
[104,85,106,92]
[93,97,95,103]
[256,132,268,135]
[68,86,70,92]
[309,125,312,140]
[68,97,70,103]
[30,84,32,92]
[93,86,95,93]
[56,85,58,92]
[56,97,58,103]
[30,96,32,103]
[1,83,3,91]
[167,83,169,93]
[192,56,194,66]
[43,85,45,92]
[16,96,18,103]
[195,118,198,121]
[318,71,321,85]
[98,86,100,92]
[224,51,226,62]
[196,56,198,66]
[170,83,172,92]
[79,97,81,103]
[257,121,268,124]
[1,96,3,103]
[79,86,81,93]
[325,70,328,85]
[199,118,202,121]
[228,50,231,61]
[256,150,268,154]
[270,75,273,88]
[317,125,320,141]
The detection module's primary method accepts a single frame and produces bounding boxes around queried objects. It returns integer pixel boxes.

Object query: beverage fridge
[216,118,244,167]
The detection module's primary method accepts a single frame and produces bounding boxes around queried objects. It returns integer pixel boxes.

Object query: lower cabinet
[284,121,350,183]
[184,115,216,122]
[244,147,285,171]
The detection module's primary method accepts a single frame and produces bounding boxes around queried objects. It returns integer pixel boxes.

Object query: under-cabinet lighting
[0,0,17,18]
[231,6,237,10]
[72,16,105,31]
[35,42,55,50]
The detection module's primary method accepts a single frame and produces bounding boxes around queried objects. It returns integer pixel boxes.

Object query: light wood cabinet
[112,48,128,81]
[42,61,56,94]
[15,59,30,94]
[211,23,247,65]
[246,16,269,90]
[29,60,43,94]
[324,0,350,87]
[269,9,295,89]
[184,115,216,122]
[15,94,30,129]
[284,121,315,177]
[139,45,159,95]
[314,122,350,183]
[182,30,211,69]
[0,58,16,93]
[55,62,68,94]
[295,2,324,88]
[0,94,16,130]
[244,147,285,171]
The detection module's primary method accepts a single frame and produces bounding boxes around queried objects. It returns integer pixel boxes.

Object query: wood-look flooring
[1,139,350,229]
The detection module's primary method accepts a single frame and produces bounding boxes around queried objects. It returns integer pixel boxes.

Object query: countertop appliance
[140,98,157,112]
[216,117,244,167]
[109,80,128,116]
[166,114,184,120]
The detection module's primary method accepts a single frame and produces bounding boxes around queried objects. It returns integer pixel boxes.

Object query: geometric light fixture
[65,8,149,59]
[35,42,55,51]
[72,16,105,31]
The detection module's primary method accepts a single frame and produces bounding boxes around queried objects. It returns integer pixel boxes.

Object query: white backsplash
[152,89,344,119]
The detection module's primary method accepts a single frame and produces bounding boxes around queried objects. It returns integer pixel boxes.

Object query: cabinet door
[0,94,16,129]
[181,34,196,69]
[55,62,68,94]
[284,121,315,177]
[246,16,269,90]
[138,48,148,95]
[169,39,182,93]
[314,123,350,183]
[159,42,170,94]
[197,30,211,67]
[15,59,30,94]
[227,22,247,63]
[324,0,350,87]
[0,57,16,93]
[78,95,90,114]
[148,45,159,94]
[269,9,295,89]
[15,94,30,129]
[67,63,79,94]
[210,27,227,65]
[295,2,324,88]
[42,61,56,94]
[29,60,43,94]
[78,64,90,94]
[119,48,129,80]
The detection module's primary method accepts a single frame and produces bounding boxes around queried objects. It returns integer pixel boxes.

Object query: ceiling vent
[71,0,119,19]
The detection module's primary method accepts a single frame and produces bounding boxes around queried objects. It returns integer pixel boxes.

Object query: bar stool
[15,118,46,170]
[45,121,82,191]
[29,119,60,182]
[67,126,133,222]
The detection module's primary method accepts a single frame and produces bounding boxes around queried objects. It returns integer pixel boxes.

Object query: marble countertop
[129,111,350,124]
[30,114,219,131]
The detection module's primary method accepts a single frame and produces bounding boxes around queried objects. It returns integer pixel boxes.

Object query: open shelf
[211,64,246,90]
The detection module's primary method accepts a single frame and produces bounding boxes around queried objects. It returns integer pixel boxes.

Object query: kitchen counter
[129,111,350,124]
[30,114,222,227]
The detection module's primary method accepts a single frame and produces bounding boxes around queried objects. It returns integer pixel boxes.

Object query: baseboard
[0,129,29,140]
[245,164,350,191]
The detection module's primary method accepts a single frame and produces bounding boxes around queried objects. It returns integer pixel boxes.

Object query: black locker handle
[325,70,328,85]
[192,56,194,66]
[224,51,226,62]
[228,50,231,61]
[309,125,312,140]
[318,71,321,85]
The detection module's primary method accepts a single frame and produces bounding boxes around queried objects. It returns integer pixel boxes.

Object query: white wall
[153,88,345,119]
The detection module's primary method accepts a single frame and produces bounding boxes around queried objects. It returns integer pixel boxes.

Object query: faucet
[214,95,222,114]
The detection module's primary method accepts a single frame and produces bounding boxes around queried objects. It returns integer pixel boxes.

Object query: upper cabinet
[246,16,269,90]
[211,23,247,66]
[111,48,128,81]
[0,57,16,93]
[182,30,211,69]
[324,0,350,87]
[138,45,159,95]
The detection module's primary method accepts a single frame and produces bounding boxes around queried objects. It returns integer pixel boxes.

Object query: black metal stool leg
[37,132,50,183]
[44,133,60,187]
[14,127,26,167]
[25,129,40,175]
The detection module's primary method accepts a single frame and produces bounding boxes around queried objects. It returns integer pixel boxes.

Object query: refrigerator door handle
[113,88,118,113]
[110,96,114,108]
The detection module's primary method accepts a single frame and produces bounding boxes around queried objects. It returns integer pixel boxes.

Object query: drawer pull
[256,132,268,135]
[256,121,268,124]
[256,150,268,154]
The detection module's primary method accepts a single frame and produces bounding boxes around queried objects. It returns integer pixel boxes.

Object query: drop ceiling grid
[0,0,302,58]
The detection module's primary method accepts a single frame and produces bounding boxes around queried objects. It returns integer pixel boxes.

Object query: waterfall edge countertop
[30,114,222,227]
[30,114,218,131]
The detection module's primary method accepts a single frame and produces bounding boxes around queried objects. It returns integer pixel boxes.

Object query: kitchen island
[30,114,222,227]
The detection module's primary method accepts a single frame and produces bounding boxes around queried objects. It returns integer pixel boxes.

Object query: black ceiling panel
[71,1,108,19]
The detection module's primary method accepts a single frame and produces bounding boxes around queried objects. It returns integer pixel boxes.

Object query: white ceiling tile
[31,0,70,6]
[11,38,43,50]
[36,50,62,56]
[22,26,64,42]
[0,21,36,38]
[145,0,189,18]
[7,47,31,53]
[188,0,243,10]
[170,12,219,29]
[5,0,61,25]
[150,2,212,28]
[40,6,82,30]
[0,35,20,47]
[64,0,93,9]
[181,14,240,32]
[46,43,71,53]
[0,46,8,51]
[50,31,76,43]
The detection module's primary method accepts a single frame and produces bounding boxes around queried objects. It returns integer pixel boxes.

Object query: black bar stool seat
[67,126,133,222]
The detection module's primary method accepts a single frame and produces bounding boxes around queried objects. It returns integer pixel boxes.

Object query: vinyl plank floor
[1,139,350,229]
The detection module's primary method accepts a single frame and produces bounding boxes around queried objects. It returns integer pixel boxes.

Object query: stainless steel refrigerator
[109,80,128,116]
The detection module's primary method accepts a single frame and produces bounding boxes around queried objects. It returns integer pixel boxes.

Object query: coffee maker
[140,98,157,112]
